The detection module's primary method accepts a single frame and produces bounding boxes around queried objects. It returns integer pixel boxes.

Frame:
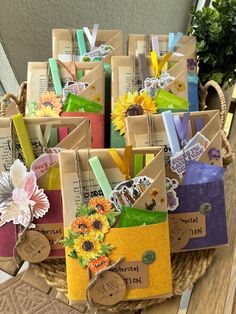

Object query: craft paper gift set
[0,25,232,312]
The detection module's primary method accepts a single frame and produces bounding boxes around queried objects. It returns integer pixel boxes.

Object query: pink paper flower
[0,159,50,227]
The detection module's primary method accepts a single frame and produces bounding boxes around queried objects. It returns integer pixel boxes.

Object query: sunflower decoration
[61,200,117,272]
[36,91,62,117]
[92,93,102,103]
[112,90,157,135]
[90,213,110,235]
[71,217,92,234]
[88,197,112,215]
[74,233,102,260]
[173,80,186,92]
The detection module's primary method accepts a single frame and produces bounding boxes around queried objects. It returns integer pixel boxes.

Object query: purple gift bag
[169,161,228,252]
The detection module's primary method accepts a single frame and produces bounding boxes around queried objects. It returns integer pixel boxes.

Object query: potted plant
[190,0,236,108]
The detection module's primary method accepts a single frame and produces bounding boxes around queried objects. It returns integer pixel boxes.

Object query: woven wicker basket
[1,80,233,312]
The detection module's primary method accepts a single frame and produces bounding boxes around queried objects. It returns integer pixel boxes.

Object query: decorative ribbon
[83,24,99,50]
[138,53,150,87]
[173,112,190,147]
[168,32,183,52]
[151,35,160,56]
[34,124,52,152]
[150,50,173,78]
[195,117,204,132]
[145,34,150,55]
[86,256,125,310]
[76,29,87,56]
[108,146,133,180]
[56,59,77,81]
[12,114,35,169]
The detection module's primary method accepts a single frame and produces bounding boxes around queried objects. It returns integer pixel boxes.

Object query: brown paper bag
[52,29,123,63]
[0,116,91,275]
[111,55,188,148]
[112,55,188,101]
[26,61,105,114]
[128,34,197,73]
[125,111,228,252]
[59,147,172,303]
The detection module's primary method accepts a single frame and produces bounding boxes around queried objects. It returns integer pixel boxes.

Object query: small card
[170,143,205,176]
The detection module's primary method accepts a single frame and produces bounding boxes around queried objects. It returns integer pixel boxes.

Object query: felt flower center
[125,104,144,117]
[82,241,94,251]
[96,204,105,211]
[42,101,53,108]
[78,223,88,230]
[92,220,103,230]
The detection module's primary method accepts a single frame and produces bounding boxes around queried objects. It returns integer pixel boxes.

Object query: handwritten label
[169,219,191,252]
[16,230,51,263]
[89,271,126,306]
[170,143,204,176]
[35,223,64,250]
[169,212,206,239]
[31,153,59,178]
[113,261,149,289]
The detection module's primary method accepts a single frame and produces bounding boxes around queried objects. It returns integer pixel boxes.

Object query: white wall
[0,0,192,83]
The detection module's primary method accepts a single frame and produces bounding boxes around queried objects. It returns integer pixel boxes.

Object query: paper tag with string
[31,124,58,180]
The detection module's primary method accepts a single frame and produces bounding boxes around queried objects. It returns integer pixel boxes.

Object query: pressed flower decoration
[36,91,62,117]
[61,197,118,273]
[112,90,157,135]
[0,159,49,227]
[172,80,186,92]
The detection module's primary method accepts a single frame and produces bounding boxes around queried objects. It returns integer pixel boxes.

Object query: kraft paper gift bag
[128,34,197,73]
[26,61,105,147]
[125,110,228,252]
[52,28,123,64]
[59,147,172,304]
[128,33,199,111]
[111,54,188,148]
[0,116,91,275]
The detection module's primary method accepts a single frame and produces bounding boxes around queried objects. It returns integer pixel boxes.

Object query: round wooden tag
[169,220,191,252]
[16,230,51,263]
[89,271,126,306]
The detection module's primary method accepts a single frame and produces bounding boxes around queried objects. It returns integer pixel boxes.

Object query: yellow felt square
[66,221,172,302]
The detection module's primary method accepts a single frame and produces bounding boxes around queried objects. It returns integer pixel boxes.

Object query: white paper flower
[0,159,50,227]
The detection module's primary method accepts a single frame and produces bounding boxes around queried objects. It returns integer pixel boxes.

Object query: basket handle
[0,82,27,117]
[199,80,227,130]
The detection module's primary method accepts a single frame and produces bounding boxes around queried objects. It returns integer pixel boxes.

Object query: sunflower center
[78,223,87,230]
[125,104,144,117]
[93,220,102,230]
[96,204,105,212]
[42,101,53,108]
[82,241,94,251]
